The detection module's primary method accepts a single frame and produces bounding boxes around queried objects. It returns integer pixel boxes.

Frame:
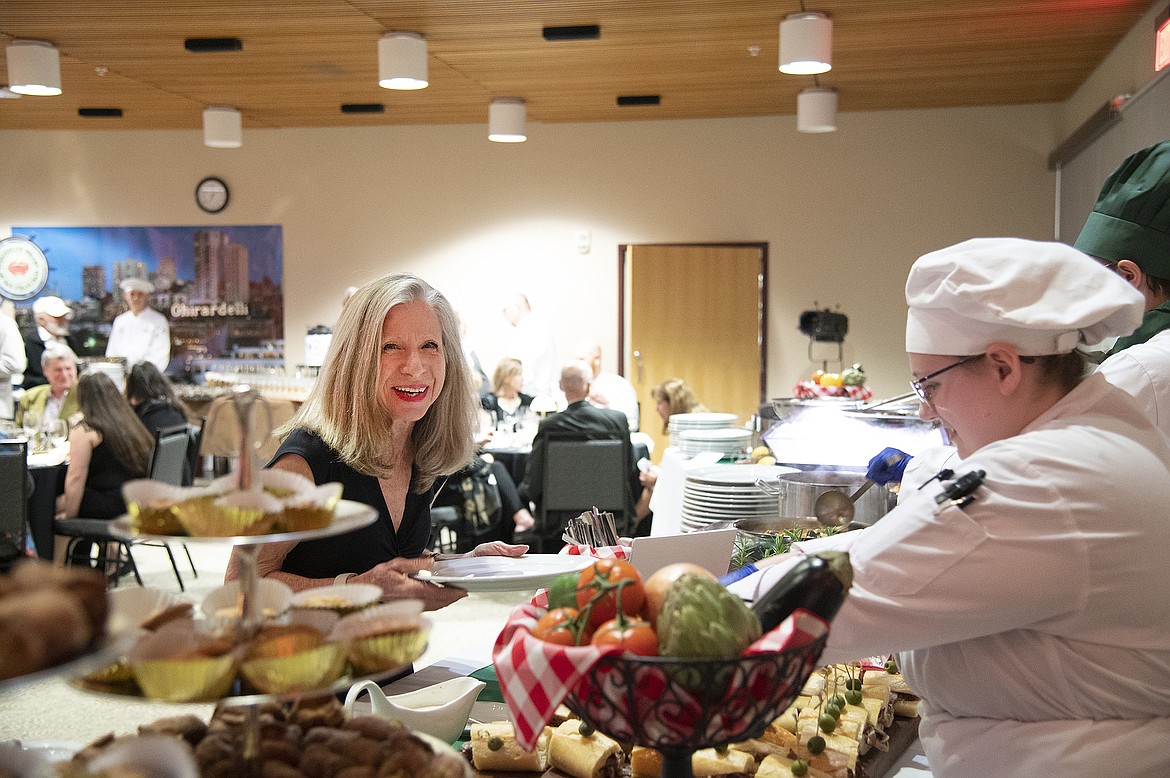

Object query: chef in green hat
[1074,139,1170,435]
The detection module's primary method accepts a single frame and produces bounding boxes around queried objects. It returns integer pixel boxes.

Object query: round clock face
[196,176,230,214]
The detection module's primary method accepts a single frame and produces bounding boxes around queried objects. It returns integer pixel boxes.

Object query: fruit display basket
[566,637,828,778]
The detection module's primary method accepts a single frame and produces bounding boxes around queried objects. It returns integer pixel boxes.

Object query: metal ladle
[813,479,877,526]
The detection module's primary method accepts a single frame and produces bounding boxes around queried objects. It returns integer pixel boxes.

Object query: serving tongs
[855,390,918,412]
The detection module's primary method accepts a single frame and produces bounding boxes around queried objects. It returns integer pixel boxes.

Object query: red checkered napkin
[530,543,631,608]
[492,603,830,751]
[492,602,622,750]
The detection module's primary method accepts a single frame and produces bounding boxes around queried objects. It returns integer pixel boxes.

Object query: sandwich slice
[469,721,551,772]
[548,719,623,778]
[757,754,834,778]
[631,746,756,777]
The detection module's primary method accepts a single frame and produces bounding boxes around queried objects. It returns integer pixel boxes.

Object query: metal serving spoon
[813,478,877,526]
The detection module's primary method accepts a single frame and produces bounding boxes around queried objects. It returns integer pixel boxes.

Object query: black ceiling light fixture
[184,37,243,53]
[542,24,600,41]
[341,103,385,114]
[617,95,660,106]
[78,107,123,117]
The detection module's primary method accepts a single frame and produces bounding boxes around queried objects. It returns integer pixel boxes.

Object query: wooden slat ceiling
[0,0,1157,131]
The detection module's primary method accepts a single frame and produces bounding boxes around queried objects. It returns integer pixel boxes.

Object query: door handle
[633,350,644,383]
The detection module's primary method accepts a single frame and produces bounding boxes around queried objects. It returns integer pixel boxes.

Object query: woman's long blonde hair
[491,357,523,396]
[651,378,707,433]
[279,273,476,490]
[76,371,154,476]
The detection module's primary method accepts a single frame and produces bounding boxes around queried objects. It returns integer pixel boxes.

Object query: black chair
[535,438,631,553]
[0,440,30,573]
[57,424,195,590]
[185,418,205,485]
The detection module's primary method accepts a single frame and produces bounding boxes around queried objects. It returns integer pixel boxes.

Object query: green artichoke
[657,574,762,659]
[841,363,866,386]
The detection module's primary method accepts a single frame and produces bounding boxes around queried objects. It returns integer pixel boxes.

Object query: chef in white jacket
[105,277,170,371]
[745,238,1170,777]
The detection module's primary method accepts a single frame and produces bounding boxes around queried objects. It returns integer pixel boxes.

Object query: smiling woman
[224,273,526,610]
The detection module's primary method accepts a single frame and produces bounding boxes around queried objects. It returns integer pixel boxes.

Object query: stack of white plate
[679,464,799,532]
[668,412,738,448]
[674,427,752,458]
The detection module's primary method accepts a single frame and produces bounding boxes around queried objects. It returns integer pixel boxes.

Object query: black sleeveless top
[271,429,434,579]
[81,439,142,519]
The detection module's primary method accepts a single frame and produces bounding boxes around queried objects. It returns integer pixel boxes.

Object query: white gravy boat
[344,676,486,744]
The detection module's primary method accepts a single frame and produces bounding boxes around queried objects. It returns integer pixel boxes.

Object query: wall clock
[195,176,230,214]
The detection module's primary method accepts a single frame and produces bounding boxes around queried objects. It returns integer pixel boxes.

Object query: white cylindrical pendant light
[779,12,832,75]
[203,106,242,148]
[6,39,62,96]
[378,32,428,90]
[797,87,837,133]
[488,98,527,143]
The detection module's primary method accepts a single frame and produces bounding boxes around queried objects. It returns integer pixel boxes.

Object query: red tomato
[576,559,646,628]
[591,617,658,656]
[533,607,590,646]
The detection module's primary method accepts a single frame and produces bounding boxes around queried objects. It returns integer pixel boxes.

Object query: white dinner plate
[108,499,378,545]
[420,554,593,592]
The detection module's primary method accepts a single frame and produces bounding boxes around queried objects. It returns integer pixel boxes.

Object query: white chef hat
[905,238,1144,356]
[120,277,153,294]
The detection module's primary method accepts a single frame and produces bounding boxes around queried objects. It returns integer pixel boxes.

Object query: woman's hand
[354,557,468,611]
[464,541,529,558]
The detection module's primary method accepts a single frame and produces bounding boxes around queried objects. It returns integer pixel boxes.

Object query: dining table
[26,444,68,560]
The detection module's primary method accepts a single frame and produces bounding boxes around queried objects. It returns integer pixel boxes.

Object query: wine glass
[22,410,43,450]
[45,418,69,449]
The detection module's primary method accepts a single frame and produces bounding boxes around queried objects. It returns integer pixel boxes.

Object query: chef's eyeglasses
[910,353,1037,403]
[909,354,985,404]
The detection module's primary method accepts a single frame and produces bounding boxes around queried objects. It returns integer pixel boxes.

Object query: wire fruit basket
[566,636,828,778]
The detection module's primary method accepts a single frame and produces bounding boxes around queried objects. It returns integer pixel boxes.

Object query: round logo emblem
[0,236,50,300]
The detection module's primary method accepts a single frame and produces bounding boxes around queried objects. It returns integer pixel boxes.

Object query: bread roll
[470,721,550,772]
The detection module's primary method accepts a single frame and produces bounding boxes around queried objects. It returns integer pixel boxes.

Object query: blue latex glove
[718,563,758,586]
[866,447,911,485]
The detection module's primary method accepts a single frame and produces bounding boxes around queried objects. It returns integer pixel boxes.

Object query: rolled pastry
[548,720,623,778]
[470,721,551,772]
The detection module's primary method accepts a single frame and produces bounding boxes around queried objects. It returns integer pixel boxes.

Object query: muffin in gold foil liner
[240,626,348,694]
[271,482,343,533]
[122,479,189,535]
[131,653,238,702]
[344,622,430,675]
[174,491,279,537]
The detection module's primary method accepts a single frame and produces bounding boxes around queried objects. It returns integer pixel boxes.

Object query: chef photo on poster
[8,225,283,378]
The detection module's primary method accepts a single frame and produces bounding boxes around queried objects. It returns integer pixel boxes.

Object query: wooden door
[621,244,766,460]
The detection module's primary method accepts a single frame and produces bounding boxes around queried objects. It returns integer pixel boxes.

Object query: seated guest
[574,339,640,431]
[519,360,640,547]
[125,361,190,432]
[57,371,153,521]
[224,272,525,610]
[481,357,534,431]
[16,343,80,429]
[125,361,195,484]
[650,377,707,433]
[432,455,536,550]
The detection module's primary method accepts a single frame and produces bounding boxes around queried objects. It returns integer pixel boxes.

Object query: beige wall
[0,104,1058,405]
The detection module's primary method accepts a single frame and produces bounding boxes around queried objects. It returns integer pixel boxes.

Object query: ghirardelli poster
[8,225,283,377]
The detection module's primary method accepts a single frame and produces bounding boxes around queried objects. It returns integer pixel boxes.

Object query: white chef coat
[0,314,27,419]
[1097,327,1170,439]
[589,370,640,431]
[106,307,170,371]
[504,314,557,400]
[779,373,1170,777]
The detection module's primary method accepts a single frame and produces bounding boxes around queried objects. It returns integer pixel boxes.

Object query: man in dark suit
[519,360,641,548]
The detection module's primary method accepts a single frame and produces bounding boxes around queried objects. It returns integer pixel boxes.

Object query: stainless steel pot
[758,469,897,527]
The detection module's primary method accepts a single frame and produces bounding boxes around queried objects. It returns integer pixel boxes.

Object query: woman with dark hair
[125,361,190,433]
[57,371,154,521]
[225,273,525,609]
[125,361,194,484]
